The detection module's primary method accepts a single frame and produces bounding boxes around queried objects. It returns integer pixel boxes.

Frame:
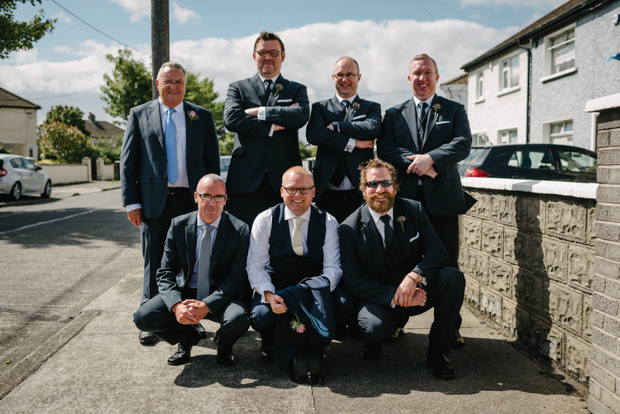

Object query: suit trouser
[140,191,195,304]
[356,267,464,356]
[250,285,353,346]
[316,189,364,224]
[133,292,250,348]
[227,175,281,228]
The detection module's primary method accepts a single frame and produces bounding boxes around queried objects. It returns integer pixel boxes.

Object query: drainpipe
[518,39,533,144]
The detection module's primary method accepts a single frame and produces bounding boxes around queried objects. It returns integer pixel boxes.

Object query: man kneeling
[134,174,250,366]
[338,159,465,380]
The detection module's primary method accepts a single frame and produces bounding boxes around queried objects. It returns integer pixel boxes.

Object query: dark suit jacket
[120,100,220,219]
[223,74,310,194]
[306,95,381,199]
[338,198,448,307]
[156,211,250,314]
[377,95,472,216]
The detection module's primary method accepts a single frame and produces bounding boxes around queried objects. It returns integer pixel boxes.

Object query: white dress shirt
[246,206,342,301]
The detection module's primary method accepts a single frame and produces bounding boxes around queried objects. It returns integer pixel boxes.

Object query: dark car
[458,144,597,182]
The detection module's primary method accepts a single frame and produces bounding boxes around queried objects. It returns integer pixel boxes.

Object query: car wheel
[10,182,22,201]
[42,180,52,198]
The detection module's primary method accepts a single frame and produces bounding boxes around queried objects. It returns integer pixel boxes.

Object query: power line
[48,0,149,56]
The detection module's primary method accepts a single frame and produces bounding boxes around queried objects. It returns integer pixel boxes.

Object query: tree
[38,122,91,163]
[45,105,88,135]
[0,0,55,59]
[184,72,227,137]
[101,49,151,121]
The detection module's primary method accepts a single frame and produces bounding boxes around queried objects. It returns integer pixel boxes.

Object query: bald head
[197,173,225,191]
[282,166,314,185]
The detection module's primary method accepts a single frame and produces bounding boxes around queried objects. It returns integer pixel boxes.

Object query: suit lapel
[183,102,193,160]
[392,203,414,257]
[250,74,269,106]
[422,95,439,146]
[267,75,287,107]
[329,96,342,120]
[344,96,361,122]
[147,100,165,151]
[185,212,198,279]
[360,205,385,271]
[401,98,420,151]
[209,213,228,275]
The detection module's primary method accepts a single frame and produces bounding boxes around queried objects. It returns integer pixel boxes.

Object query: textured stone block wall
[459,188,595,384]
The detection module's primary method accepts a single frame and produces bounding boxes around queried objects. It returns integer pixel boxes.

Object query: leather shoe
[139,331,157,345]
[450,329,465,349]
[214,330,235,366]
[259,341,273,362]
[361,341,383,360]
[194,323,208,340]
[167,327,201,366]
[426,351,456,380]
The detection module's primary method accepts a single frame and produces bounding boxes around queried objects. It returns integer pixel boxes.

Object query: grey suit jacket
[306,95,381,199]
[338,198,448,307]
[156,210,250,314]
[120,100,220,219]
[377,95,472,216]
[223,74,309,194]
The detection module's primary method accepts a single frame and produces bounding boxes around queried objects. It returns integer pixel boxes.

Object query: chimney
[88,113,95,122]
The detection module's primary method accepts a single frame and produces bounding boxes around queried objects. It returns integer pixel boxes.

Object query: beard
[365,191,396,213]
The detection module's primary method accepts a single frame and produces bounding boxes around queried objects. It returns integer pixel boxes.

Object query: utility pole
[151,0,170,99]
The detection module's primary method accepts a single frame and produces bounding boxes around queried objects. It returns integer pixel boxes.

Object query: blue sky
[4,0,565,124]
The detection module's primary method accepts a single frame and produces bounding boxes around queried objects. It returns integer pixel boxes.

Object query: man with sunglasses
[224,31,310,227]
[134,174,250,366]
[247,166,351,364]
[338,159,465,380]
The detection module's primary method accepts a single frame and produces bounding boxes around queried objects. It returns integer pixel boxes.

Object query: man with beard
[338,159,465,380]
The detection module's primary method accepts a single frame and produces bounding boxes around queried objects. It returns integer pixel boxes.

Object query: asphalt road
[0,188,142,374]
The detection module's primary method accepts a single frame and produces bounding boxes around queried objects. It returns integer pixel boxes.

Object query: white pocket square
[409,233,420,242]
[277,98,292,103]
[436,120,450,125]
[352,115,366,120]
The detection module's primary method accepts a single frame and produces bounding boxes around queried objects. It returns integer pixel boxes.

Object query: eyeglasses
[254,50,282,57]
[365,180,394,188]
[282,186,314,194]
[160,80,185,87]
[333,72,359,79]
[197,192,227,203]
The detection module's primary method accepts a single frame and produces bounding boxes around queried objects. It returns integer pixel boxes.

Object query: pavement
[0,182,590,413]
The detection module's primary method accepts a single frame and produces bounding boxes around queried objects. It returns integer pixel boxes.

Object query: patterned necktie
[380,215,393,249]
[291,217,304,256]
[417,102,428,148]
[197,224,215,300]
[165,108,178,184]
[264,79,274,92]
[341,100,350,119]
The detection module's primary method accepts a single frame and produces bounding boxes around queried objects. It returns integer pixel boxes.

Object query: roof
[85,119,125,138]
[461,0,608,71]
[441,73,468,86]
[0,87,41,110]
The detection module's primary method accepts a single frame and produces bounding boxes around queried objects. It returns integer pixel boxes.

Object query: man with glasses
[246,166,351,365]
[134,174,250,366]
[338,159,465,380]
[121,61,220,345]
[224,31,310,227]
[307,56,381,223]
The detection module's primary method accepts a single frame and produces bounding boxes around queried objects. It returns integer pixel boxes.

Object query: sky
[2,0,567,126]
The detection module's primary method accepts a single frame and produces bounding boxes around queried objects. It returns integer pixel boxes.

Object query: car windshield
[461,148,489,166]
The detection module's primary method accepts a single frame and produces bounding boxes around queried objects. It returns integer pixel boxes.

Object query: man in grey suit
[121,62,220,345]
[307,56,381,223]
[224,31,310,227]
[134,174,250,366]
[377,54,472,347]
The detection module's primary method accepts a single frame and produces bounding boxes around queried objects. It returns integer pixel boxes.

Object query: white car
[0,154,52,200]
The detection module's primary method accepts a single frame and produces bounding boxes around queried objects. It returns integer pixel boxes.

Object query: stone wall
[459,180,596,384]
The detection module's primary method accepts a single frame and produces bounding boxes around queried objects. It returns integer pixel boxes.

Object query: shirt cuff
[126,203,141,212]
[268,123,275,137]
[258,106,266,120]
[345,138,356,153]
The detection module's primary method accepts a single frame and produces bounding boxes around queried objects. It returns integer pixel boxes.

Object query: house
[439,73,468,110]
[0,87,41,158]
[84,113,124,143]
[461,0,620,149]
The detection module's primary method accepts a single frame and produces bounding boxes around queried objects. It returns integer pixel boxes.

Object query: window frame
[542,24,577,82]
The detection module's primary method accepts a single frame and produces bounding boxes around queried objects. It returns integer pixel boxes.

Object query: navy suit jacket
[120,100,220,219]
[306,95,381,199]
[156,211,250,314]
[377,95,472,216]
[223,74,310,194]
[338,198,448,307]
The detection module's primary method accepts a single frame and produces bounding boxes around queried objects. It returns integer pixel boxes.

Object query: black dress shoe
[360,341,383,360]
[139,331,157,345]
[450,329,465,349]
[213,330,235,366]
[259,341,273,362]
[167,328,201,366]
[194,323,208,340]
[426,351,456,380]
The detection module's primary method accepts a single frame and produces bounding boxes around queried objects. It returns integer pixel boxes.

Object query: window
[499,129,518,144]
[501,56,519,91]
[506,150,554,170]
[476,71,484,101]
[544,26,575,78]
[473,133,490,146]
[557,149,596,173]
[548,120,573,144]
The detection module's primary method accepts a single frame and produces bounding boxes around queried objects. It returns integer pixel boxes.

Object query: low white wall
[41,164,89,185]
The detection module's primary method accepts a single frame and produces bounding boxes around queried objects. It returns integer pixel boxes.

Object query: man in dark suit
[121,62,220,345]
[339,159,465,380]
[224,31,310,227]
[134,174,250,366]
[307,56,381,223]
[377,54,472,346]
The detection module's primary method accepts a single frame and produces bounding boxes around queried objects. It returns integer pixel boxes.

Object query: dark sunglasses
[365,180,394,188]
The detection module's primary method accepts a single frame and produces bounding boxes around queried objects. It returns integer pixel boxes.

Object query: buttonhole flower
[188,110,199,124]
[397,215,407,232]
[431,103,441,120]
[274,83,284,96]
[351,102,360,113]
[290,313,306,334]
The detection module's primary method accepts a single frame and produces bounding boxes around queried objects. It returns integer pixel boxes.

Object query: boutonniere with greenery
[431,103,441,120]
[188,110,199,124]
[290,313,306,334]
[351,102,360,113]
[396,215,407,232]
[274,83,284,96]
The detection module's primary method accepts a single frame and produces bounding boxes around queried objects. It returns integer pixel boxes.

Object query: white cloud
[172,2,201,24]
[110,0,150,22]
[51,12,72,24]
[460,0,564,8]
[13,49,38,64]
